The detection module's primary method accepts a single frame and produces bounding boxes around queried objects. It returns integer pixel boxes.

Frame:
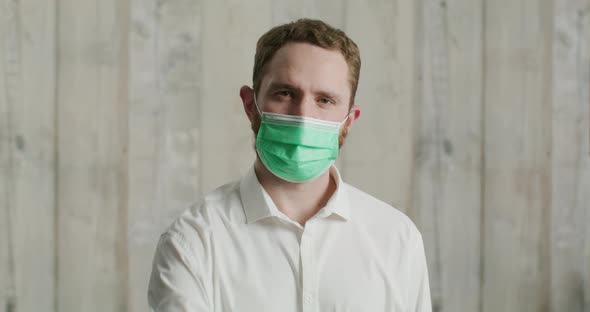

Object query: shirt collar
[239,165,351,224]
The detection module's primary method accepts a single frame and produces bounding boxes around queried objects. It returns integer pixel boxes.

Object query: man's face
[251,42,356,147]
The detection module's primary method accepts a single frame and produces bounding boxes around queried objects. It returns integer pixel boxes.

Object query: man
[148,18,431,312]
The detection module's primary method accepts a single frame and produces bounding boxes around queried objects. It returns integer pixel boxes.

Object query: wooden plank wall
[552,0,590,311]
[416,0,483,311]
[55,0,130,312]
[482,0,553,311]
[1,0,589,312]
[1,1,56,312]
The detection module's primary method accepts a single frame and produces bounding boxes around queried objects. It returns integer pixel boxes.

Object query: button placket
[300,225,317,312]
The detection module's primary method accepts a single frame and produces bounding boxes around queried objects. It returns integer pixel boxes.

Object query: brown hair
[252,18,361,105]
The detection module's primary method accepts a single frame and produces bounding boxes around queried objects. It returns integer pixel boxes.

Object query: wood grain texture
[551,0,590,311]
[416,0,483,311]
[416,0,447,308]
[56,0,129,311]
[128,0,203,311]
[0,0,57,311]
[341,0,418,217]
[0,1,17,310]
[482,0,553,311]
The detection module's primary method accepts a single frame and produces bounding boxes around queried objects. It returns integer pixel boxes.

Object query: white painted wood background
[1,0,589,311]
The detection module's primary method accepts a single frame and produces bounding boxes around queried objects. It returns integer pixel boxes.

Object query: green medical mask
[253,95,349,183]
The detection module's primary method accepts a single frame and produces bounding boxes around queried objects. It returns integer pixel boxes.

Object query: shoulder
[161,179,244,250]
[343,183,423,246]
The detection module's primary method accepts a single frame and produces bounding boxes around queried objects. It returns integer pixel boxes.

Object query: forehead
[261,42,351,96]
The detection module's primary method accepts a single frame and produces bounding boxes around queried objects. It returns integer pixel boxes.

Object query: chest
[209,223,407,312]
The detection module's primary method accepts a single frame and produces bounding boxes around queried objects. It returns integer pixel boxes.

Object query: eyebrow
[266,82,299,93]
[316,90,342,102]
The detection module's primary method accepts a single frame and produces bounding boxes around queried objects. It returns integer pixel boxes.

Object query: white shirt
[148,165,432,312]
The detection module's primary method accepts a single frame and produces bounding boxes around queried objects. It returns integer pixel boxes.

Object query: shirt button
[303,293,313,303]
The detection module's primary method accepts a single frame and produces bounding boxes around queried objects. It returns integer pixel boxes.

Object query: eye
[276,90,293,98]
[318,97,335,105]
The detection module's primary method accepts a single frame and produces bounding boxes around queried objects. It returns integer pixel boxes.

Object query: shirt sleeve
[407,231,432,312]
[147,231,211,312]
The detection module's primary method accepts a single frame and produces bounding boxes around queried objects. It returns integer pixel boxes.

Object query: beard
[250,111,349,149]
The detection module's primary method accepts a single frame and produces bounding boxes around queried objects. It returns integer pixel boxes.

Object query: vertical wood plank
[0,0,57,311]
[551,0,590,311]
[0,2,17,311]
[416,0,447,308]
[128,0,203,311]
[482,0,553,311]
[341,0,418,216]
[416,0,483,311]
[200,0,270,194]
[56,0,129,311]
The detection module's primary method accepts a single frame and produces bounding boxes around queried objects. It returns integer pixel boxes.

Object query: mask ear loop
[340,111,351,129]
[253,94,263,116]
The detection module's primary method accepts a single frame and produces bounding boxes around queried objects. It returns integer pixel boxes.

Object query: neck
[253,157,336,226]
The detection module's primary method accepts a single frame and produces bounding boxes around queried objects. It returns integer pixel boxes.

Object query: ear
[240,85,256,122]
[343,105,361,133]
